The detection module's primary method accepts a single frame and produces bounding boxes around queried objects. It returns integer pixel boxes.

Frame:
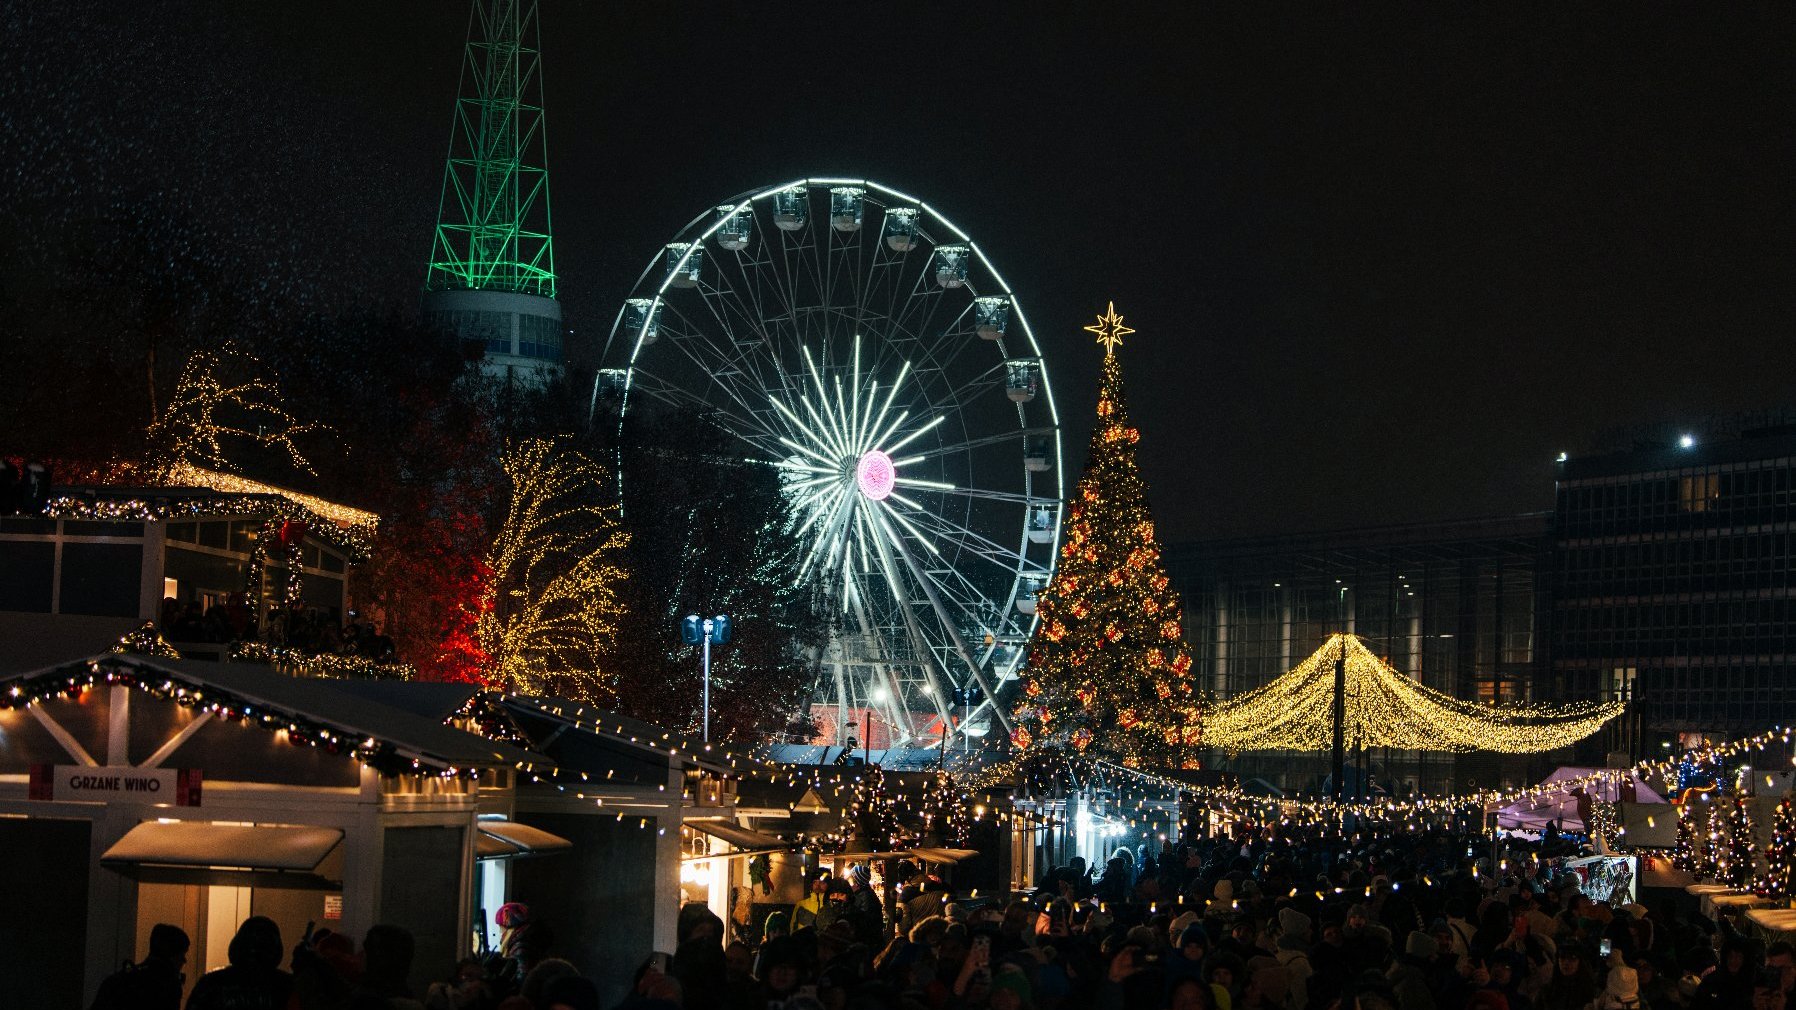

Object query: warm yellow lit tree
[146,341,321,478]
[477,437,630,700]
[1013,304,1202,770]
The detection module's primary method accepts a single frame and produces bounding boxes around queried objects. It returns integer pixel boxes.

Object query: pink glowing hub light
[856,450,896,501]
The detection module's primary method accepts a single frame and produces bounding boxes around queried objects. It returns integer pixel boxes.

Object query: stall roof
[102,820,344,889]
[688,819,789,852]
[3,655,543,773]
[323,680,481,723]
[476,819,573,859]
[0,614,144,676]
[496,694,766,777]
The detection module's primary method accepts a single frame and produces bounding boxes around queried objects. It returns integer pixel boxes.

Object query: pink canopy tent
[1495,767,1666,834]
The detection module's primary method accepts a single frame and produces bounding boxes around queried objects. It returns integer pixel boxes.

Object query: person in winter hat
[1596,963,1641,1010]
[1275,907,1314,1010]
[1387,931,1437,1010]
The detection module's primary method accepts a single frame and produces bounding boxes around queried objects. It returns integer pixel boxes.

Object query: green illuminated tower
[424,0,562,380]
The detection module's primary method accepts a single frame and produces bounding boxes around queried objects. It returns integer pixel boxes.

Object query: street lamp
[680,614,731,741]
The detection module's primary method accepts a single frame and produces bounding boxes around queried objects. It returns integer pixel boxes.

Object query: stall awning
[824,848,978,864]
[476,820,573,860]
[912,847,978,865]
[102,821,343,890]
[688,820,788,852]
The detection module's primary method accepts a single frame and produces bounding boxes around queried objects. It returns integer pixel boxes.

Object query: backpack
[90,959,179,1010]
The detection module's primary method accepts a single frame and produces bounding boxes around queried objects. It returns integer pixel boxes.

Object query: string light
[1,656,512,781]
[44,489,373,559]
[1203,634,1625,754]
[146,341,323,479]
[477,438,629,699]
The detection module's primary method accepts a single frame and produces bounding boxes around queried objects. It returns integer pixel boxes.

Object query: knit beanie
[991,967,1033,1005]
[1278,907,1313,943]
[849,863,872,888]
[1606,965,1639,999]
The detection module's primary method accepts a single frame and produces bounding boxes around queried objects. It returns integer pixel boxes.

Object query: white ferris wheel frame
[591,177,1065,748]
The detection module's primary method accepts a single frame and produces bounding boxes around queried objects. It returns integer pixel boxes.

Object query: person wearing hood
[1206,951,1245,1010]
[1482,950,1534,1010]
[186,916,293,1010]
[1273,907,1314,1010]
[1597,963,1643,1010]
[1694,936,1758,1009]
[1387,931,1438,1010]
[1539,944,1599,1010]
[1165,922,1211,998]
[1345,905,1394,970]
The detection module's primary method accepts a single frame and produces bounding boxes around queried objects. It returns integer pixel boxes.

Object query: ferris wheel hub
[855,450,896,501]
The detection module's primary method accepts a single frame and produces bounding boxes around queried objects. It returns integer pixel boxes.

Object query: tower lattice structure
[424,0,563,379]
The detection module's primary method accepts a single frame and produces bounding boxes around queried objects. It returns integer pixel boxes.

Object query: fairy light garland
[229,642,414,682]
[45,491,374,560]
[0,660,525,781]
[998,727,1796,838]
[1203,633,1625,754]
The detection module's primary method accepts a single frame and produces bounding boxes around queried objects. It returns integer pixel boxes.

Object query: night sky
[4,2,1791,539]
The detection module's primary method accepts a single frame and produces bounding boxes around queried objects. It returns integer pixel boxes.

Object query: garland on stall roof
[112,622,181,659]
[229,642,414,682]
[0,660,515,781]
[44,492,372,559]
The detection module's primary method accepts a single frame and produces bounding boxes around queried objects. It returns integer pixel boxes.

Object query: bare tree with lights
[476,437,630,699]
[146,341,322,479]
[1011,305,1201,770]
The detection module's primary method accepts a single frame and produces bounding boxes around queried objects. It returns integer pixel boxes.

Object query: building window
[1679,473,1719,513]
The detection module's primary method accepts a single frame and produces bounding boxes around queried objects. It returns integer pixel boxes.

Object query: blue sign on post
[679,613,731,741]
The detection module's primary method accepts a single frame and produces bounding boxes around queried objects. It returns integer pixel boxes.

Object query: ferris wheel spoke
[906,425,1057,462]
[626,368,787,451]
[649,308,792,436]
[858,510,952,734]
[900,506,1040,577]
[868,505,1011,735]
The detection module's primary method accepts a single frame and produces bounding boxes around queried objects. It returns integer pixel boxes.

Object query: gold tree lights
[1012,304,1202,770]
[1202,634,1624,754]
[476,438,630,700]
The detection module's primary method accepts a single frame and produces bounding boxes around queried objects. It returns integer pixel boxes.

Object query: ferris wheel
[590,178,1064,748]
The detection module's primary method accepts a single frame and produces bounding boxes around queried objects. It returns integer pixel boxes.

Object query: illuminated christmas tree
[1755,797,1795,899]
[1694,800,1722,881]
[1673,803,1698,873]
[1013,304,1201,770]
[840,763,908,853]
[920,769,972,848]
[1716,793,1757,889]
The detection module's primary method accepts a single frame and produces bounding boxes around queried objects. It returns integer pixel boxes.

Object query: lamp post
[680,614,731,741]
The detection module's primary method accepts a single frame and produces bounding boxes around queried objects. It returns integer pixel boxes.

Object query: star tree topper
[1084,301,1135,356]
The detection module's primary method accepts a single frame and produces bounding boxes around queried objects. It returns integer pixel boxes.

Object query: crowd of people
[155,596,396,659]
[94,821,1796,1010]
